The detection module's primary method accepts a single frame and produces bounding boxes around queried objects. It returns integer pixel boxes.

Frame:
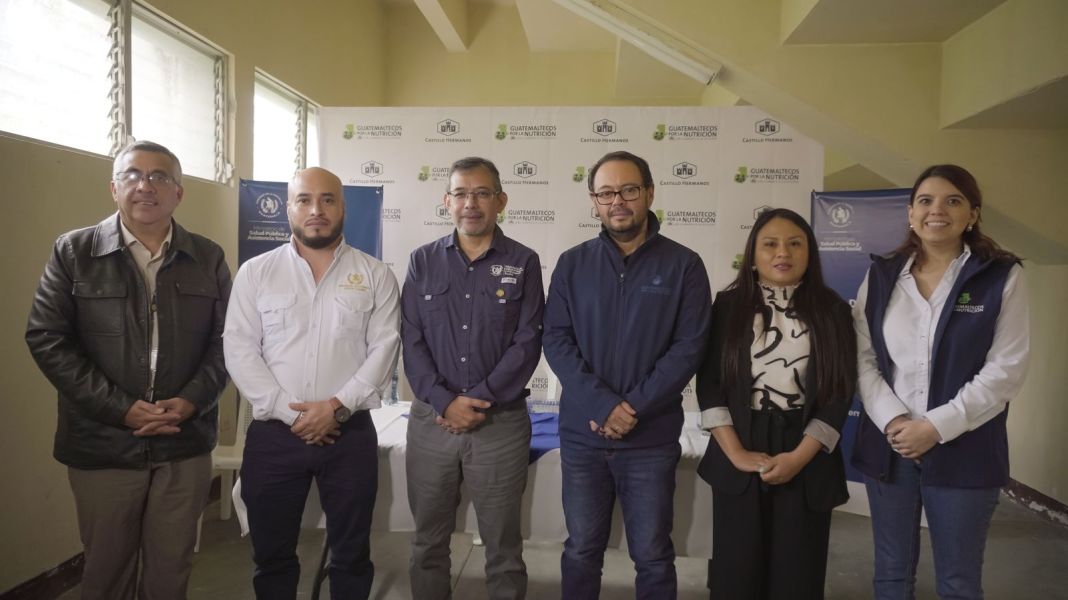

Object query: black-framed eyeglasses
[590,185,643,205]
[114,170,176,187]
[447,189,499,202]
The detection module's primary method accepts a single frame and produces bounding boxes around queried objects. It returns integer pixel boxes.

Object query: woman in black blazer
[696,208,857,600]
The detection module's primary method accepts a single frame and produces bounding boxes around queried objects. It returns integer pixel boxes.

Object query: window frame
[253,70,320,180]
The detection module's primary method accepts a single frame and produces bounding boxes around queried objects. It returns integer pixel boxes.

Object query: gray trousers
[67,453,212,600]
[406,399,531,600]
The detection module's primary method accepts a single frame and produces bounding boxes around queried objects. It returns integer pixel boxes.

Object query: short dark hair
[446,157,502,192]
[113,140,183,183]
[587,151,654,192]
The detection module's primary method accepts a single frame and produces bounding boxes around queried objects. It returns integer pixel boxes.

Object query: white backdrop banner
[320,106,824,410]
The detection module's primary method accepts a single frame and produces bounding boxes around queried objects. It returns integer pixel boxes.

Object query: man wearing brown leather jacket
[25,140,231,600]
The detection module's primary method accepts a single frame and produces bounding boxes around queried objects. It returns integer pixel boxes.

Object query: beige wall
[0,0,384,590]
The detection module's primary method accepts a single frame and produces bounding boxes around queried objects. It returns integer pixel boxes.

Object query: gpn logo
[754,118,780,136]
[437,119,460,136]
[652,123,666,141]
[343,124,355,140]
[572,166,586,183]
[417,165,430,181]
[361,161,384,178]
[592,119,616,137]
[734,166,748,183]
[497,210,507,224]
[514,161,537,178]
[957,292,972,305]
[495,123,508,140]
[673,162,696,179]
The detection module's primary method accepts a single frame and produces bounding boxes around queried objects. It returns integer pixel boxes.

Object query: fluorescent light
[553,0,721,85]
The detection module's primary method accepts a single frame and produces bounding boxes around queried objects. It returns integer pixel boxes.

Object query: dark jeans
[865,453,1000,600]
[560,440,681,600]
[241,412,378,600]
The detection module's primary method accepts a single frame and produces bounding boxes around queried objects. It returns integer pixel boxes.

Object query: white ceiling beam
[413,0,469,52]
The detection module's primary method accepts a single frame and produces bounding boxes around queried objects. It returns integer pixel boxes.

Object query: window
[0,0,230,182]
[0,0,112,155]
[253,73,319,182]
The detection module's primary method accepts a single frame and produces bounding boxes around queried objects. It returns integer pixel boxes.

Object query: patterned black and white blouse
[750,283,809,411]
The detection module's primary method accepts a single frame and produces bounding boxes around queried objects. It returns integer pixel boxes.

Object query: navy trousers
[241,412,378,600]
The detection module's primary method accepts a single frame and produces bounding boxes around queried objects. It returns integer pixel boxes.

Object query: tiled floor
[56,493,1068,599]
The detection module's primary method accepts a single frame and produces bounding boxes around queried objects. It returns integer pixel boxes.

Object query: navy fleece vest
[851,253,1016,488]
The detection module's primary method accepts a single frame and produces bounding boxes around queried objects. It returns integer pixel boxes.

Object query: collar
[119,217,173,258]
[898,243,972,279]
[445,226,505,255]
[598,209,661,248]
[758,281,801,305]
[92,213,193,259]
[287,235,349,259]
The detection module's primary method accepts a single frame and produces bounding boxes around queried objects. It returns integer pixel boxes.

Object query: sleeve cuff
[700,407,733,430]
[803,418,841,453]
[925,404,967,444]
[868,394,911,434]
[428,388,457,417]
[337,380,382,412]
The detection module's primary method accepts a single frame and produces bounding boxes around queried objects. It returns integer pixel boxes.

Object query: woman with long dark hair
[696,208,857,599]
[852,164,1029,600]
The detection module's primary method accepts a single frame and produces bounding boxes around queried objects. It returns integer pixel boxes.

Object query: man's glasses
[113,170,176,188]
[590,185,643,205]
[447,189,499,202]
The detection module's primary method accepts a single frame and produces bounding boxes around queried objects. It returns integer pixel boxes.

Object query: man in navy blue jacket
[544,151,711,599]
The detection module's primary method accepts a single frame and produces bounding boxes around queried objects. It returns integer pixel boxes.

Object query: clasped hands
[885,415,940,460]
[588,401,638,440]
[726,448,805,486]
[289,400,342,446]
[124,397,195,437]
[437,395,491,435]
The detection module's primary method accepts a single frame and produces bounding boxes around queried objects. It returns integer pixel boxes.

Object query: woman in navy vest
[852,164,1030,600]
[696,208,857,599]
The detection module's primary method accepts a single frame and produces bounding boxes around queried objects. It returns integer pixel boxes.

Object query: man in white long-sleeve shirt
[223,167,400,600]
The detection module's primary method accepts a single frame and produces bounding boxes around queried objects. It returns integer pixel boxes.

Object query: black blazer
[695,288,855,511]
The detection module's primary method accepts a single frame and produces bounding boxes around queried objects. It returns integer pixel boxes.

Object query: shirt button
[460,357,467,363]
[468,266,474,272]
[462,388,467,393]
[462,324,469,330]
[465,293,471,299]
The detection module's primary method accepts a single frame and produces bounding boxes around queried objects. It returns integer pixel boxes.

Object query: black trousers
[241,412,378,600]
[708,408,832,600]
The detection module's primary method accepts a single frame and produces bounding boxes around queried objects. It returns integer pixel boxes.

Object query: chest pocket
[73,280,127,336]
[483,283,524,329]
[335,293,374,337]
[417,280,451,327]
[257,293,296,341]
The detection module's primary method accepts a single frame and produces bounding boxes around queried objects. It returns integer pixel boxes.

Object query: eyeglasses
[113,170,176,187]
[447,189,499,202]
[590,185,643,205]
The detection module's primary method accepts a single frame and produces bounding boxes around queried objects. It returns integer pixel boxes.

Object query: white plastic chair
[212,392,254,520]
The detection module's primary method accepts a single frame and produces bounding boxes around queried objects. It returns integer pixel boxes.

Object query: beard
[291,220,343,249]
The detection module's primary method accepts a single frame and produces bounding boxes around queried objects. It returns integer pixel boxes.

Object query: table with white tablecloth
[233,404,717,558]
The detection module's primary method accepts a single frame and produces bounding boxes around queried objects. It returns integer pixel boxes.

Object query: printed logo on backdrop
[652,122,719,141]
[657,206,717,227]
[499,207,556,225]
[733,165,801,184]
[743,118,794,144]
[426,118,472,143]
[417,165,452,183]
[494,122,558,141]
[581,119,629,143]
[256,193,283,219]
[659,161,711,187]
[424,203,453,227]
[741,205,774,230]
[828,203,853,228]
[572,165,587,183]
[580,206,602,229]
[348,161,396,185]
[502,161,549,186]
[342,123,403,140]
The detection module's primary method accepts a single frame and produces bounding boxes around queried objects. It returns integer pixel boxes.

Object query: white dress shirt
[853,246,1029,443]
[224,238,401,424]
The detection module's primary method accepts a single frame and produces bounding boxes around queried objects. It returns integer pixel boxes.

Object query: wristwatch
[330,398,351,423]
